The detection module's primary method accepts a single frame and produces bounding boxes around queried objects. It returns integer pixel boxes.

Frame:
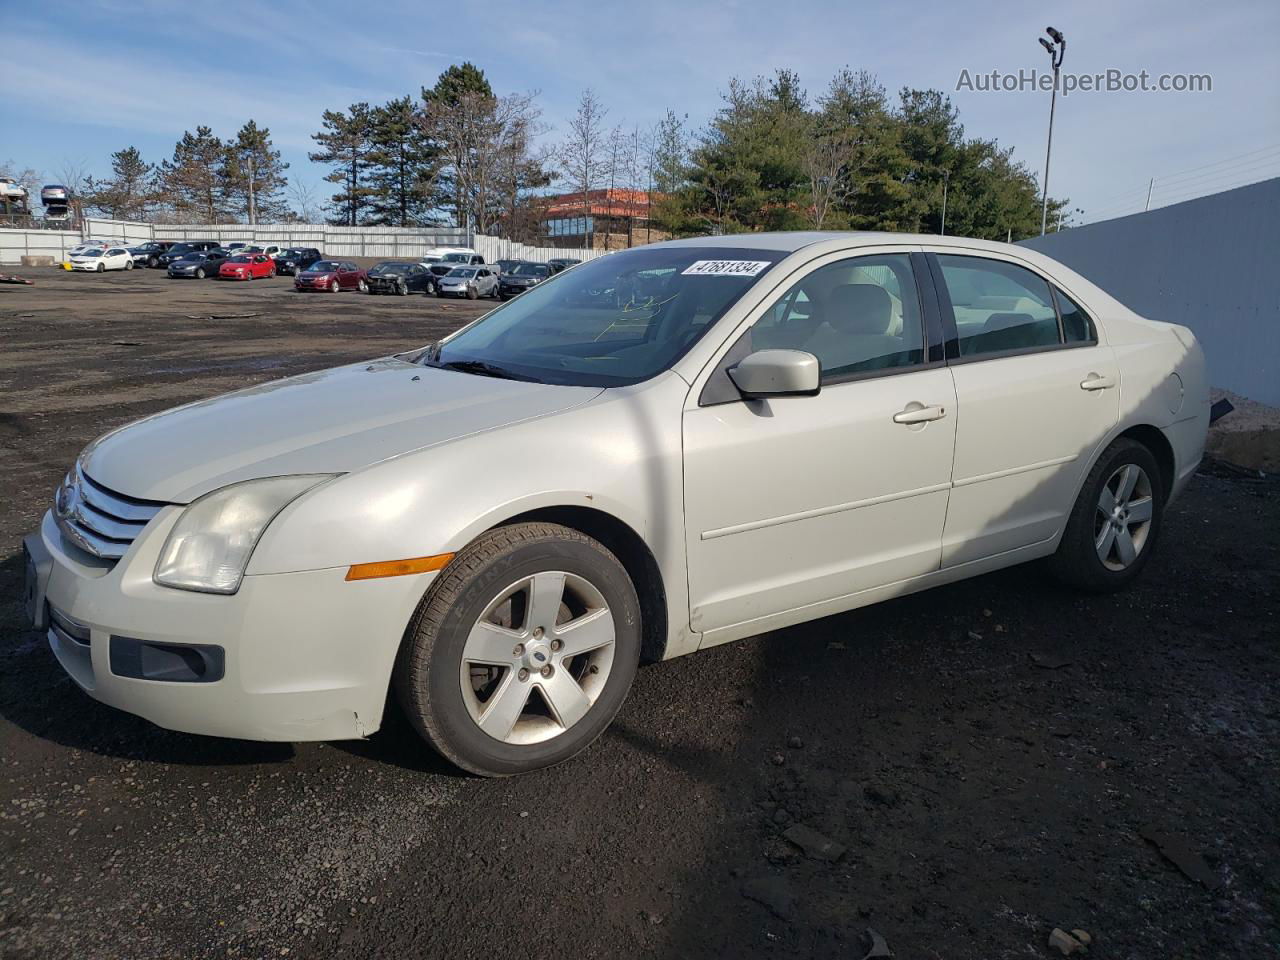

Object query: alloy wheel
[1095,463,1154,571]
[459,571,616,745]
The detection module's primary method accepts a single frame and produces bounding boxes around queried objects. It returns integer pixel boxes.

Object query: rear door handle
[893,404,947,424]
[1080,374,1116,391]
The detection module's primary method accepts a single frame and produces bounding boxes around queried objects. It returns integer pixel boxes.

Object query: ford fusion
[24,233,1208,776]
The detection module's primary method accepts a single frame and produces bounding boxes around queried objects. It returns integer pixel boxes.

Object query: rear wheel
[358,278,369,293]
[148,256,159,268]
[395,522,641,777]
[1049,437,1164,592]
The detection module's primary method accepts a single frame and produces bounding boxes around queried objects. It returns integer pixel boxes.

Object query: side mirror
[727,349,821,399]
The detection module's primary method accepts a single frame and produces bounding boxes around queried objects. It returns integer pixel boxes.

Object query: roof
[542,189,653,219]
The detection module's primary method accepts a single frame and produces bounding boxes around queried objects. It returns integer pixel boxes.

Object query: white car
[68,247,135,272]
[0,176,28,201]
[23,233,1208,776]
[67,240,109,257]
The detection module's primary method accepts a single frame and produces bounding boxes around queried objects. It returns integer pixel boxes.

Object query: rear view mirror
[727,349,821,399]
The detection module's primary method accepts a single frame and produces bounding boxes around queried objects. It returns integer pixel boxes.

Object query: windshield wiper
[431,359,537,382]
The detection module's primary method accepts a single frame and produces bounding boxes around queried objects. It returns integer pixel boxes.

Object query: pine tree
[225,121,289,224]
[309,104,376,225]
[84,146,155,220]
[366,97,438,226]
[159,127,230,223]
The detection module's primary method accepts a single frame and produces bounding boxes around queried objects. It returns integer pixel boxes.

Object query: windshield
[442,253,472,262]
[372,262,411,274]
[306,261,340,273]
[446,268,476,278]
[229,256,253,264]
[179,253,203,261]
[430,246,783,387]
[77,250,103,258]
[511,262,550,277]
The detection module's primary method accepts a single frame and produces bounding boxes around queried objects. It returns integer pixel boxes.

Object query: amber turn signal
[344,553,454,581]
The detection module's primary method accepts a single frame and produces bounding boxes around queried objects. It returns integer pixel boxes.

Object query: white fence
[1,218,602,266]
[0,228,83,264]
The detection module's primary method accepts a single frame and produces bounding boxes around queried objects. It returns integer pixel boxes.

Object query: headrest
[827,284,892,335]
[983,312,1035,333]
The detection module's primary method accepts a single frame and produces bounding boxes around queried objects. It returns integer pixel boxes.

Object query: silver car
[436,266,499,299]
[23,233,1208,776]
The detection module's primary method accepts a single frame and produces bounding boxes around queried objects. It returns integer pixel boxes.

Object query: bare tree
[288,179,324,223]
[803,131,859,228]
[423,89,548,237]
[558,89,607,243]
[56,158,94,227]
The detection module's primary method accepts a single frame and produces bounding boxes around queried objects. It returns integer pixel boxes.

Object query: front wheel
[96,263,105,272]
[358,279,369,293]
[394,522,642,777]
[330,280,341,293]
[195,268,205,279]
[148,257,159,268]
[466,287,478,300]
[124,260,134,270]
[1048,437,1164,593]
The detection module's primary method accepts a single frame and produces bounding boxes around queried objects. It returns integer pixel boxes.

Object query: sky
[2,0,1277,224]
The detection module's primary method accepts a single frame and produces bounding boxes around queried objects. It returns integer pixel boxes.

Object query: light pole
[1038,26,1065,236]
[940,168,950,236]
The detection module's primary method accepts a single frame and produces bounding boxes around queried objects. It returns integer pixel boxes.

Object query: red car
[293,260,367,293]
[219,254,275,280]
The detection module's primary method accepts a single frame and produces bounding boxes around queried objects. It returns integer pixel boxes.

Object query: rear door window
[936,255,1061,357]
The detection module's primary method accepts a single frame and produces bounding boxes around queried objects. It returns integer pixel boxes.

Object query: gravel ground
[1,268,1277,960]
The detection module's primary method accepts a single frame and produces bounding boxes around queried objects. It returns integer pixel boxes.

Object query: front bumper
[24,508,435,742]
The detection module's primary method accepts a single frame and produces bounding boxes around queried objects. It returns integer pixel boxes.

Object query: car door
[341,262,359,289]
[927,250,1120,566]
[683,249,958,641]
[106,248,128,269]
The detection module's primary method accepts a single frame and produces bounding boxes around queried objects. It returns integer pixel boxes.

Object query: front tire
[125,260,134,270]
[195,267,205,279]
[1049,437,1164,593]
[395,522,642,777]
[330,279,340,293]
[97,263,105,273]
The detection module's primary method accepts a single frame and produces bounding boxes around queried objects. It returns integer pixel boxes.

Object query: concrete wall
[1020,178,1280,406]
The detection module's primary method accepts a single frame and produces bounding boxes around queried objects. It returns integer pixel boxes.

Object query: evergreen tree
[159,127,230,223]
[309,104,376,225]
[225,121,289,224]
[84,146,155,220]
[366,96,438,226]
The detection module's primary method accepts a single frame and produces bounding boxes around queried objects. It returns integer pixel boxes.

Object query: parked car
[67,240,110,258]
[22,233,1209,778]
[366,261,437,295]
[0,177,28,202]
[223,242,251,254]
[548,257,582,273]
[157,241,221,268]
[68,247,135,272]
[130,241,176,268]
[167,249,232,279]
[218,254,275,280]
[294,260,366,292]
[420,246,478,264]
[496,260,552,300]
[436,266,498,299]
[276,248,323,276]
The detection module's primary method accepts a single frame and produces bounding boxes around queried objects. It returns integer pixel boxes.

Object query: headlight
[154,475,335,594]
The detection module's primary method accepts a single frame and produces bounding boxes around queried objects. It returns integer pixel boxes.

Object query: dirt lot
[1,267,1277,960]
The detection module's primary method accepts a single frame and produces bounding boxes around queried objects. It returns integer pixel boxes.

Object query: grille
[54,466,165,561]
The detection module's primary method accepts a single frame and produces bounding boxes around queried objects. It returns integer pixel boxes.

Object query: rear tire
[1048,437,1164,593]
[394,522,642,777]
[358,279,369,293]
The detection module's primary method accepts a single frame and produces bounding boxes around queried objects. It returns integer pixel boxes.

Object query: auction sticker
[681,260,772,277]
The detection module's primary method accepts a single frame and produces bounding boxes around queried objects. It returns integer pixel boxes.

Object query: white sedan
[23,232,1208,776]
[68,247,135,272]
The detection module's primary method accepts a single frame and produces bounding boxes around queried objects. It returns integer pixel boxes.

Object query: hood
[82,359,602,502]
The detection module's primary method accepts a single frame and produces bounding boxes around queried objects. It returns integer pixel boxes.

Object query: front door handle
[893,404,947,424]
[1080,374,1116,391]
